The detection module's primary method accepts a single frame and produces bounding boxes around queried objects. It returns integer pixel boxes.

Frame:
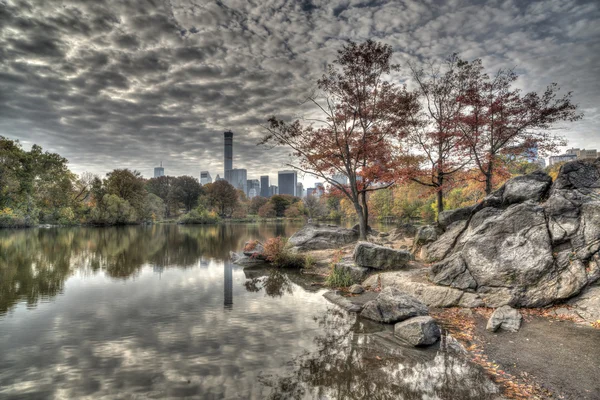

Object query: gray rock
[242,241,266,259]
[363,270,484,308]
[394,316,441,346]
[323,291,362,312]
[502,171,552,205]
[438,206,474,230]
[349,284,365,294]
[360,287,428,323]
[413,225,439,247]
[288,224,359,251]
[569,282,600,323]
[354,241,412,270]
[486,305,523,332]
[230,251,265,266]
[427,159,600,308]
[334,260,370,282]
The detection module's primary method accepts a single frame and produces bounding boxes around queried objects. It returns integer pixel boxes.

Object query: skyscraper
[260,175,270,197]
[225,168,247,193]
[278,170,297,196]
[332,173,348,185]
[296,182,304,198]
[200,171,212,185]
[224,130,233,175]
[269,185,278,196]
[247,179,260,198]
[154,162,164,178]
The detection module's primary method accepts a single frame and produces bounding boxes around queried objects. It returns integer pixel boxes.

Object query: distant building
[566,148,598,160]
[224,131,233,175]
[260,175,270,197]
[332,173,348,185]
[246,179,260,198]
[248,188,258,199]
[296,182,304,198]
[307,188,315,197]
[154,162,165,178]
[215,174,223,181]
[225,168,247,193]
[269,185,278,196]
[314,182,325,198]
[200,171,212,185]
[549,153,577,166]
[278,170,297,196]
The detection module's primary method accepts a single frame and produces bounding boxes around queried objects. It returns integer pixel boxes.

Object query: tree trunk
[353,200,367,241]
[485,160,494,195]
[436,189,444,219]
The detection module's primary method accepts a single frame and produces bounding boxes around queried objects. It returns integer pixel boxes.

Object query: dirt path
[474,314,600,400]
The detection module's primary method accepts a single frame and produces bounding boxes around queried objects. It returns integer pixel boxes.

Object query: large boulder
[428,160,600,307]
[360,287,428,323]
[333,259,370,283]
[438,206,474,230]
[353,242,412,270]
[288,224,359,251]
[486,305,522,332]
[394,316,441,346]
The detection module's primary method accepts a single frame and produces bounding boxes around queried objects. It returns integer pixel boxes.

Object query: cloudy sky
[1,0,599,187]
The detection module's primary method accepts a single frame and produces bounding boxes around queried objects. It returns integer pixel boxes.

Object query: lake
[0,223,500,399]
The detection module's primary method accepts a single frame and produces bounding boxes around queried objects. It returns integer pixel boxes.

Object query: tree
[456,61,581,194]
[269,195,291,217]
[405,55,471,216]
[258,202,276,218]
[249,196,268,214]
[204,180,238,217]
[261,40,419,240]
[172,176,202,212]
[146,175,175,217]
[104,169,146,214]
[303,195,325,219]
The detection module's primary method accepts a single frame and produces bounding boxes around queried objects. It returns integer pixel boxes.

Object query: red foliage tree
[456,61,582,194]
[261,40,419,239]
[404,55,472,216]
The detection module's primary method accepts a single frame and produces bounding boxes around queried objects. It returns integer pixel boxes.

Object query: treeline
[0,136,310,228]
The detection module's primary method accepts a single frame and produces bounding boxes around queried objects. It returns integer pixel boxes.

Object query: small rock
[394,316,441,346]
[349,284,364,294]
[486,305,523,332]
[360,287,428,323]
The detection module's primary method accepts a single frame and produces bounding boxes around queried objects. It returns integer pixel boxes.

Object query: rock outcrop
[360,287,429,323]
[334,259,370,283]
[363,269,484,308]
[354,242,412,270]
[486,305,523,332]
[394,316,441,346]
[426,159,600,308]
[288,224,359,251]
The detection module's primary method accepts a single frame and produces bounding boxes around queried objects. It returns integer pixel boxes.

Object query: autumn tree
[405,55,471,216]
[104,169,146,214]
[172,176,203,212]
[203,180,238,217]
[262,40,419,239]
[456,61,581,194]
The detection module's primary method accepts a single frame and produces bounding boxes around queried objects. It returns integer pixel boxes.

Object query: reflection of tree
[244,270,293,298]
[259,309,499,400]
[0,222,305,314]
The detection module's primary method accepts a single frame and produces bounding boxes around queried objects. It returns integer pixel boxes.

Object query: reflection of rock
[360,287,428,323]
[288,224,359,251]
[260,307,501,400]
[486,305,522,332]
[363,269,484,308]
[394,316,441,346]
[353,242,412,270]
[427,159,600,308]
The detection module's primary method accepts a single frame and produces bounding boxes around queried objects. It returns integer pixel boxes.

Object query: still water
[0,223,500,399]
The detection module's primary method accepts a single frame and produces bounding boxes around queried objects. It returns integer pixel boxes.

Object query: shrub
[178,205,220,224]
[304,254,317,269]
[258,202,276,218]
[0,207,35,228]
[263,236,305,268]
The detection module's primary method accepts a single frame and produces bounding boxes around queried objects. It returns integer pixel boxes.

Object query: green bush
[0,207,36,228]
[178,205,220,224]
[263,236,306,268]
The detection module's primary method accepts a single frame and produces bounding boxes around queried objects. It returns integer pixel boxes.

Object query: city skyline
[1,1,598,185]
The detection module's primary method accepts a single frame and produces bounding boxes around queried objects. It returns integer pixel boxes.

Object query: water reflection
[0,223,499,399]
[0,222,303,315]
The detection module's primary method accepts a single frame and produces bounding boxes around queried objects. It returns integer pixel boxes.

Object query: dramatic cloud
[0,0,598,186]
